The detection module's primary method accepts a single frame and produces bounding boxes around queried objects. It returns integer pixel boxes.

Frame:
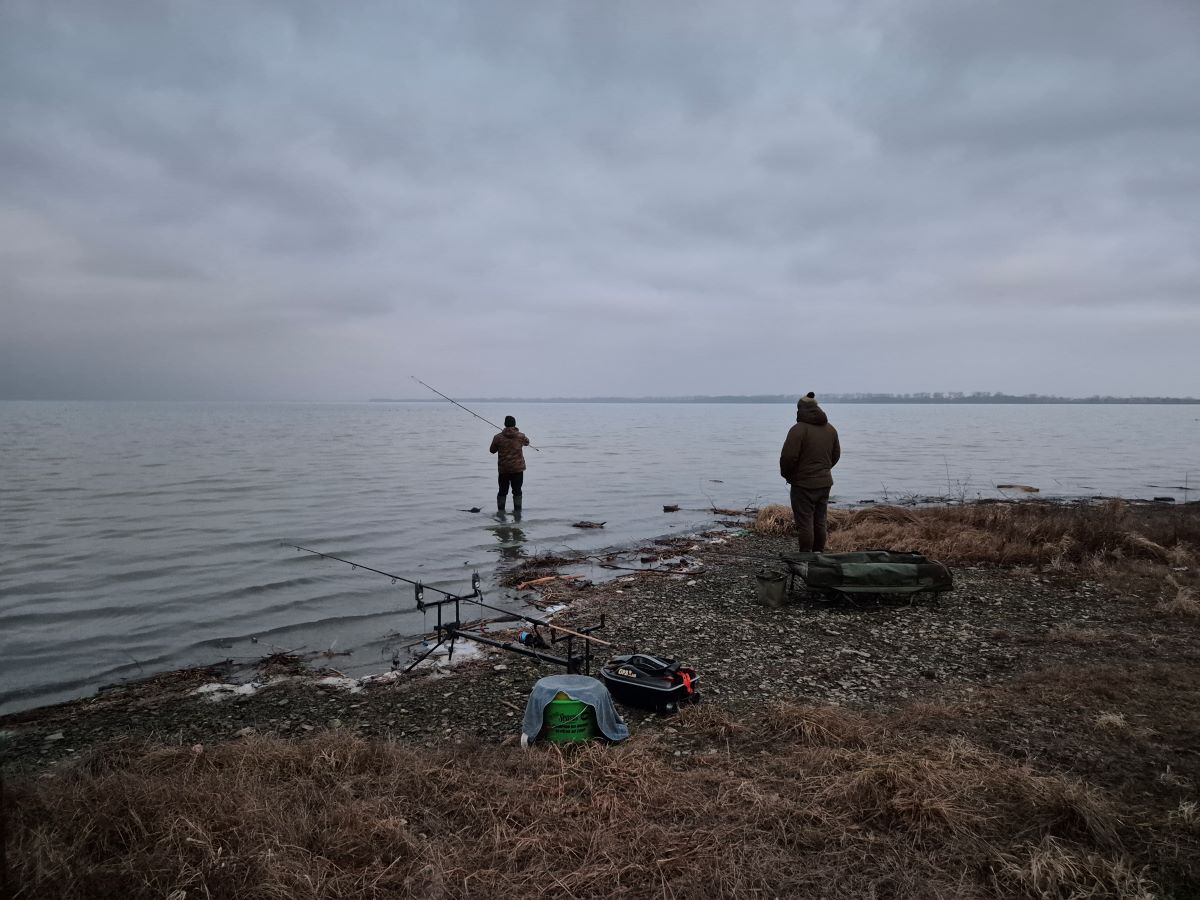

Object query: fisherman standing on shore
[780,392,841,553]
[490,415,530,516]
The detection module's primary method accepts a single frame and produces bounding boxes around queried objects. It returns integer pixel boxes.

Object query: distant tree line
[792,392,1200,404]
[373,392,1199,404]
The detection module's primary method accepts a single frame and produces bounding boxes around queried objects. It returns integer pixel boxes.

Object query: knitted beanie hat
[797,392,818,409]
[504,415,517,427]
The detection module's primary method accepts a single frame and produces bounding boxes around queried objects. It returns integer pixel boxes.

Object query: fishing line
[285,543,462,598]
[402,638,445,673]
[286,543,611,645]
[688,545,791,563]
[412,376,540,451]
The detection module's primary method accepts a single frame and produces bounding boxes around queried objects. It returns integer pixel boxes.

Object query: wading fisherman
[780,392,841,553]
[490,415,530,515]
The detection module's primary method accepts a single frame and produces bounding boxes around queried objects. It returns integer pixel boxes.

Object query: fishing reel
[518,628,549,649]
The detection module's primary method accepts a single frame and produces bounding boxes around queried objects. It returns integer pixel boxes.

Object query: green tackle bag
[781,550,953,596]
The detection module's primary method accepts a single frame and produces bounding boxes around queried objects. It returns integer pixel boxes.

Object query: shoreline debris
[515,574,583,591]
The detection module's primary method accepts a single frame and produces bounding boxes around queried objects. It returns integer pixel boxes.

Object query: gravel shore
[4,525,1195,777]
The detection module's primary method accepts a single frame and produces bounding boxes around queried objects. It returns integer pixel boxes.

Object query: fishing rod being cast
[412,376,539,451]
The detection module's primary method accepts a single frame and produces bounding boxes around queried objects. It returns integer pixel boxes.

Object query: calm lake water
[1,401,1196,714]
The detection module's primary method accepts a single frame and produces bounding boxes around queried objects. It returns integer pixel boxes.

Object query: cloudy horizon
[3,1,1198,402]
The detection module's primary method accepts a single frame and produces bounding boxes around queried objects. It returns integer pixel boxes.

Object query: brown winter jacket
[490,426,530,474]
[779,406,841,488]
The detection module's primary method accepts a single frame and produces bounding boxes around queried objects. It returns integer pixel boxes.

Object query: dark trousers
[790,483,831,552]
[498,471,524,508]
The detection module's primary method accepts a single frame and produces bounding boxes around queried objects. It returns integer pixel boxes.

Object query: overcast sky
[2,1,1198,401]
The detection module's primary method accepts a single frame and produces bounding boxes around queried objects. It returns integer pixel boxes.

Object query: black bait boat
[599,653,700,711]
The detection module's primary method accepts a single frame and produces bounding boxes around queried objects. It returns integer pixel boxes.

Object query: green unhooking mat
[780,550,953,595]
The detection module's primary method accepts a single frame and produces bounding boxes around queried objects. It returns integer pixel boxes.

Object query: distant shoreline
[372,395,1200,405]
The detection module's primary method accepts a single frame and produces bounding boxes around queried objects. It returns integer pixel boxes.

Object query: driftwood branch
[544,623,613,647]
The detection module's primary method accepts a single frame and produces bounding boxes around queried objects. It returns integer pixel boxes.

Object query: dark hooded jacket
[779,405,841,488]
[490,426,530,474]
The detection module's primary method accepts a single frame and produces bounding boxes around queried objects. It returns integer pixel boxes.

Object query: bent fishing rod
[411,376,540,451]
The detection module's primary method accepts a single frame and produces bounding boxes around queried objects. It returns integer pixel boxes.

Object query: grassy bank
[757,499,1199,568]
[757,499,1199,610]
[4,500,1199,898]
[5,707,1171,899]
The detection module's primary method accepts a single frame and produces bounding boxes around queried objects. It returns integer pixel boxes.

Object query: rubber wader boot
[497,492,506,513]
[512,494,522,514]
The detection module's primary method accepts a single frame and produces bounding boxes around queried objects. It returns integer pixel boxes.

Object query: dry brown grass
[752,503,796,535]
[992,836,1155,900]
[754,501,1200,578]
[1093,711,1132,733]
[1157,575,1200,618]
[1169,801,1200,831]
[5,703,1173,900]
[1043,626,1121,645]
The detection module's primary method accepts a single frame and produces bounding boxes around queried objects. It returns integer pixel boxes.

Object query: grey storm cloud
[1,0,1198,400]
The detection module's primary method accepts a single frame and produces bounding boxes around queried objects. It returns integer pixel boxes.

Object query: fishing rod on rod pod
[283,547,609,672]
[412,376,540,451]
